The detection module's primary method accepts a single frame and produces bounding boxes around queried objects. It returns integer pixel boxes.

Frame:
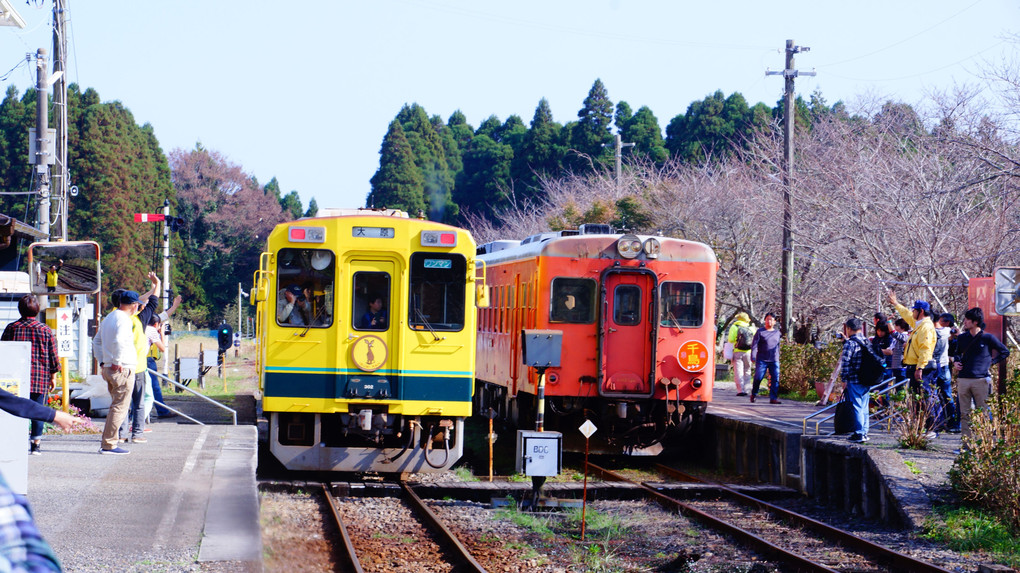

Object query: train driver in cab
[359,294,387,330]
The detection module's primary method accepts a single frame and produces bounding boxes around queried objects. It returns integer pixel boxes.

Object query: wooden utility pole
[766,39,814,340]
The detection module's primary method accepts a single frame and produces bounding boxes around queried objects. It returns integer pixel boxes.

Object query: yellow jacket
[894,302,936,367]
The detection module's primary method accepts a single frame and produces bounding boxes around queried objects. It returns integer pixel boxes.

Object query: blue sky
[0,0,1015,212]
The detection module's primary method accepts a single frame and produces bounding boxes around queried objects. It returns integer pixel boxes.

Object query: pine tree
[568,79,614,170]
[621,106,668,165]
[514,98,565,198]
[397,104,456,222]
[368,120,425,215]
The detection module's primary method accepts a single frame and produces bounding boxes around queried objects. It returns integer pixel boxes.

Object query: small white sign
[55,307,73,358]
[579,419,597,438]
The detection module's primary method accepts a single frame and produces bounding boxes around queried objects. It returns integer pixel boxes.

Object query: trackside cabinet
[516,430,562,476]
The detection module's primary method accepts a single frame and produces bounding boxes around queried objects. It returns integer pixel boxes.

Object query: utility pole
[766,39,814,341]
[34,48,50,240]
[612,134,634,190]
[51,0,68,241]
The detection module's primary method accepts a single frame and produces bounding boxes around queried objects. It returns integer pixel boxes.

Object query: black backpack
[851,338,886,387]
[734,326,754,351]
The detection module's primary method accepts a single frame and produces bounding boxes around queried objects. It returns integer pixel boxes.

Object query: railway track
[322,481,487,573]
[586,462,953,573]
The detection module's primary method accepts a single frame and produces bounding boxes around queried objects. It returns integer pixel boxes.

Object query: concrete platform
[24,419,261,572]
[702,382,961,528]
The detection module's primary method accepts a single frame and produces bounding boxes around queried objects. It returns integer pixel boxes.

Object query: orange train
[475,224,718,455]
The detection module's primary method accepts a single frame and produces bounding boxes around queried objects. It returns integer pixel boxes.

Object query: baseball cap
[911,300,931,313]
[120,290,140,305]
[286,285,303,296]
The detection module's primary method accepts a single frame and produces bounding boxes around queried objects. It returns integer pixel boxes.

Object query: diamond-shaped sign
[579,419,597,438]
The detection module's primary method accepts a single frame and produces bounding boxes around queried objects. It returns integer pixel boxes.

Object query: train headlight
[616,234,642,259]
[643,238,661,259]
[692,378,703,389]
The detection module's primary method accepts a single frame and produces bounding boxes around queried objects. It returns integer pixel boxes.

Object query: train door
[345,259,397,399]
[599,269,657,398]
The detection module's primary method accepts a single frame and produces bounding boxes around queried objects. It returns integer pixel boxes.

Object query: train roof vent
[521,232,560,245]
[559,230,579,237]
[477,240,521,255]
[578,223,613,235]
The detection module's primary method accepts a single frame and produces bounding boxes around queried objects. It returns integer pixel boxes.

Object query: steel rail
[654,464,954,572]
[652,464,953,573]
[586,463,838,573]
[321,484,365,573]
[399,481,488,573]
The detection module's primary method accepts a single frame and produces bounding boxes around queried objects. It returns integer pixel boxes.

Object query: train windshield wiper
[414,306,441,341]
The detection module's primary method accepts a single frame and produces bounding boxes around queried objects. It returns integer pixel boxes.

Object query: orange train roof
[479,233,717,265]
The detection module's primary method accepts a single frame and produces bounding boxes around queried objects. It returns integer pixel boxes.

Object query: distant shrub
[778,342,841,398]
[950,372,1020,534]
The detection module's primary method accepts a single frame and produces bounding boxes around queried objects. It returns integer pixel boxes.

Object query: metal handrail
[149,368,237,425]
[802,375,908,435]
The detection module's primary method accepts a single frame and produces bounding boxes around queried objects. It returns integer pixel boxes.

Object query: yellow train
[251,209,483,473]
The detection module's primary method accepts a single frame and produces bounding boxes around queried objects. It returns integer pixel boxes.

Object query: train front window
[659,282,704,328]
[613,285,642,326]
[408,253,466,331]
[353,272,391,331]
[275,248,334,328]
[550,278,595,324]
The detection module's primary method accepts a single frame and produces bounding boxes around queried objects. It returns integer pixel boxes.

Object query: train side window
[659,281,704,328]
[353,272,391,331]
[549,278,596,324]
[275,248,334,328]
[612,285,642,326]
[408,253,467,331]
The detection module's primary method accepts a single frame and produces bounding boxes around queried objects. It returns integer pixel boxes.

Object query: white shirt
[93,309,137,369]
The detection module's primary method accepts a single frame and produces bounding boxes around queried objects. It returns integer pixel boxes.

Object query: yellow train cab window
[550,278,596,324]
[660,281,705,328]
[353,272,390,331]
[275,248,334,328]
[408,253,467,331]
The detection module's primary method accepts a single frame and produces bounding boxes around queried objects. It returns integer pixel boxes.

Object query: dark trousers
[29,392,46,440]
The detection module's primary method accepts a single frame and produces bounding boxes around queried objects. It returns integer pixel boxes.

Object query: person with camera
[888,292,937,393]
[277,284,310,326]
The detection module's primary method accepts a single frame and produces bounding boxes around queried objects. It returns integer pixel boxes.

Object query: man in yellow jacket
[889,292,936,392]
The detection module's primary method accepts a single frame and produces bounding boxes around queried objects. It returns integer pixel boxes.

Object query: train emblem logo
[350,335,388,372]
[677,340,709,373]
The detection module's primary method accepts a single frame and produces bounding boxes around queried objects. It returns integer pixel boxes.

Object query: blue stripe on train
[264,371,473,402]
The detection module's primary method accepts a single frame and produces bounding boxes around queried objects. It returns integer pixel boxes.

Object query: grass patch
[923,505,1020,567]
[903,460,921,475]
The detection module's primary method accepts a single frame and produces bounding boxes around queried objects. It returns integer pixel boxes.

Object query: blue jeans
[29,392,46,441]
[846,381,871,437]
[753,360,780,400]
[148,358,170,417]
[935,365,958,428]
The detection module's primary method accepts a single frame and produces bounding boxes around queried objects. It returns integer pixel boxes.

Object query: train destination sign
[352,227,394,239]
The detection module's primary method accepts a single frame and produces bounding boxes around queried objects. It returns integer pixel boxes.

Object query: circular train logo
[350,335,388,372]
[677,340,709,373]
